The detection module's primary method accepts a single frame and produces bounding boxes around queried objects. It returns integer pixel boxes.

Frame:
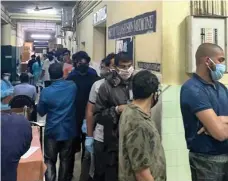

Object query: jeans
[189,152,228,181]
[44,136,73,181]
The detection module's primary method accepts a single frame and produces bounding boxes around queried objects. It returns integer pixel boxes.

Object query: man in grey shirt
[85,53,115,181]
[14,73,36,101]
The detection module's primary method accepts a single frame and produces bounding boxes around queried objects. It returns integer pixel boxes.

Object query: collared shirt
[119,104,166,181]
[1,112,32,181]
[180,73,228,154]
[14,83,36,101]
[37,79,77,141]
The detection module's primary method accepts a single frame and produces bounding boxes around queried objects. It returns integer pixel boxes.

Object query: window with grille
[190,1,227,16]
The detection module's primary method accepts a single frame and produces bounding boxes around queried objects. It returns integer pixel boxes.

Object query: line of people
[1,42,228,181]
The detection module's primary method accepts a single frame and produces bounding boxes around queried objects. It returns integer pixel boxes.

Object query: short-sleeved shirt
[42,59,56,81]
[180,73,228,154]
[88,78,105,142]
[14,83,36,101]
[119,104,166,181]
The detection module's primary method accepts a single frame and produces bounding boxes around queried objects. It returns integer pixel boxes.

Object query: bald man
[180,43,228,181]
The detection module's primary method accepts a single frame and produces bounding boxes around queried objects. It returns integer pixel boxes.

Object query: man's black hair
[20,73,29,83]
[47,52,54,61]
[114,51,132,66]
[72,51,91,63]
[49,63,63,80]
[31,54,36,58]
[102,53,116,67]
[132,70,159,99]
[63,49,71,56]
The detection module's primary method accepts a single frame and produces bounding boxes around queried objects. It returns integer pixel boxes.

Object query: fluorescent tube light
[31,34,51,39]
[26,9,57,15]
[34,40,49,43]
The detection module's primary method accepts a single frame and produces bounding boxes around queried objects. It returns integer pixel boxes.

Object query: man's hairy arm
[196,109,228,141]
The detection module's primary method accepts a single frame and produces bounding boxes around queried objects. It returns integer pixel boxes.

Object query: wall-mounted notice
[115,37,134,61]
[138,62,161,72]
[108,11,156,39]
[201,28,218,44]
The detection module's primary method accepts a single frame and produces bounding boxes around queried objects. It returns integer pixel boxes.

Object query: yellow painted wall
[162,1,190,85]
[106,1,162,67]
[77,12,94,59]
[11,29,16,46]
[77,1,162,65]
[1,24,12,45]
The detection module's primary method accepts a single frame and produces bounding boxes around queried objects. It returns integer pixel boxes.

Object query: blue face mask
[209,58,226,81]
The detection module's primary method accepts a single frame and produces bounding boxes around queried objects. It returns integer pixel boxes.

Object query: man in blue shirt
[37,63,77,181]
[67,51,99,181]
[180,43,228,181]
[14,73,37,101]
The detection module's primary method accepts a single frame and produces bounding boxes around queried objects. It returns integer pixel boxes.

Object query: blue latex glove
[85,136,94,153]
[81,119,87,134]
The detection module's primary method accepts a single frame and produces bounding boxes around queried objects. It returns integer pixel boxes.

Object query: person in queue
[71,52,98,76]
[85,53,116,181]
[180,43,228,181]
[37,63,77,181]
[32,55,43,92]
[1,76,32,181]
[119,70,166,181]
[40,52,57,87]
[1,71,14,110]
[63,50,73,79]
[14,73,37,101]
[93,51,134,181]
[27,54,36,74]
[67,51,99,181]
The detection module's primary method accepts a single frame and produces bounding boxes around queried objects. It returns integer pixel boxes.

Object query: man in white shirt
[40,52,57,87]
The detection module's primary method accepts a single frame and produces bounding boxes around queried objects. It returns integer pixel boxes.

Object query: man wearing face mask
[181,43,228,181]
[94,51,134,181]
[81,53,115,181]
[119,70,166,181]
[67,51,99,181]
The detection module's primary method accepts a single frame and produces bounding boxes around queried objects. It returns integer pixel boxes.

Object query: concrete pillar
[1,24,11,45]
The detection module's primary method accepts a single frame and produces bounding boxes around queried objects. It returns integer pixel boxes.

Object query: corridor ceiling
[1,1,76,16]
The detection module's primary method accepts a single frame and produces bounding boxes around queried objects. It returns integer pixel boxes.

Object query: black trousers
[94,140,118,181]
[94,140,105,181]
[79,150,93,181]
[68,134,86,180]
[44,136,73,181]
[189,152,228,181]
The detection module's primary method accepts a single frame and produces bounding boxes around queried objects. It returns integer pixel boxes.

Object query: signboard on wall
[115,37,134,61]
[93,6,107,26]
[108,10,156,39]
[138,62,161,72]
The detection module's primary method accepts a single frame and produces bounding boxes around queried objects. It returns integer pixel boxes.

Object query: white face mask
[118,66,134,80]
